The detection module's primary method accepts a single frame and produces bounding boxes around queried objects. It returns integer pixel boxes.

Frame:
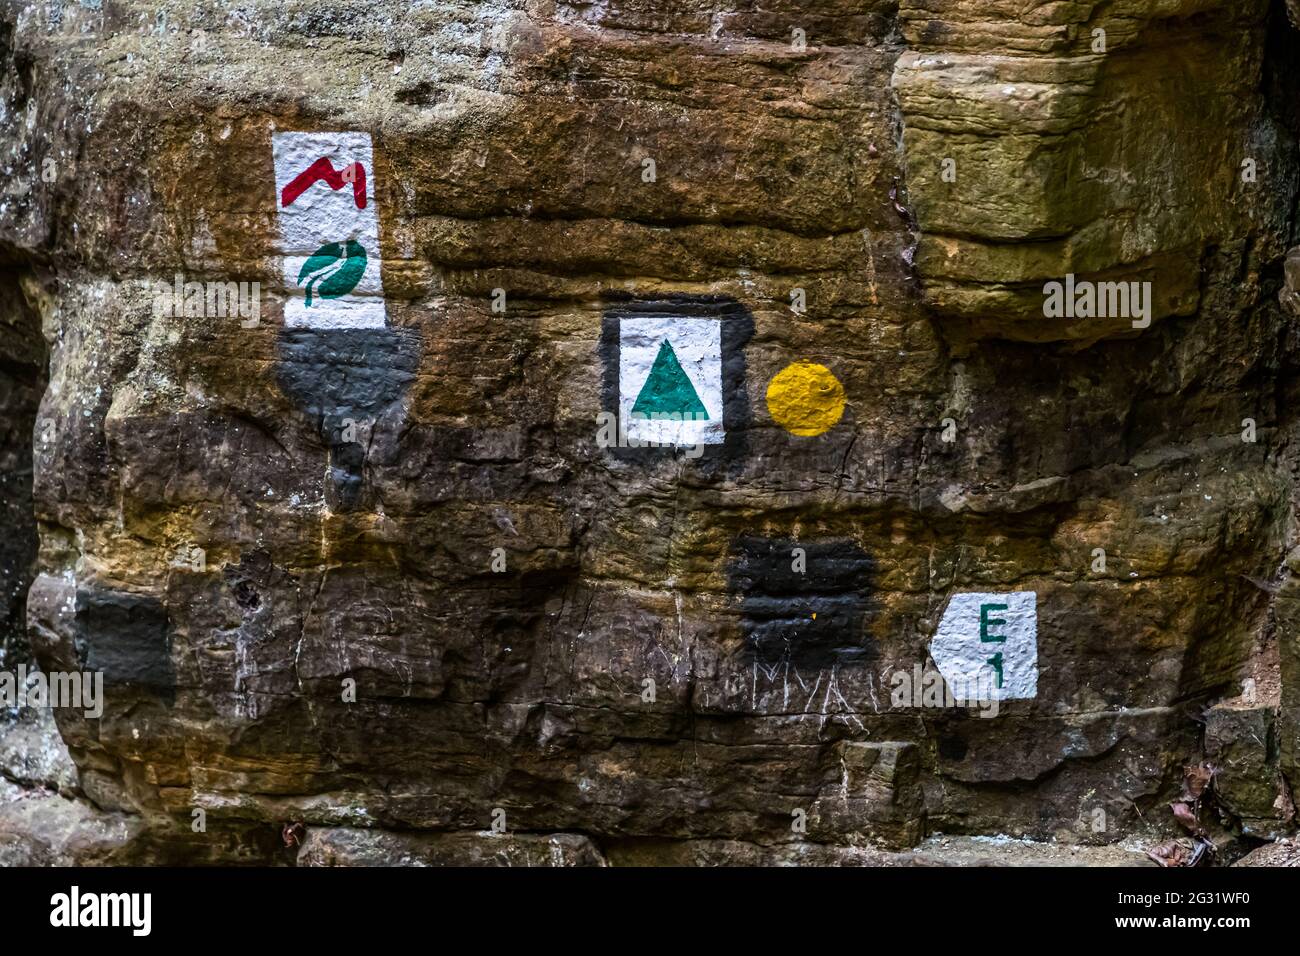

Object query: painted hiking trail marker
[930,591,1038,700]
[272,131,386,328]
[619,316,724,446]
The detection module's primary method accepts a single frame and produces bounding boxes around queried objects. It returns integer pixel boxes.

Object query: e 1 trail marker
[273,131,387,328]
[930,592,1038,700]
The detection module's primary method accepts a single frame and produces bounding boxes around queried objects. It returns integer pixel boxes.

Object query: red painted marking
[281,157,367,209]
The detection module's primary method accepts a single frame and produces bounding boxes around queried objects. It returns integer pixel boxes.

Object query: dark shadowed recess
[0,261,46,668]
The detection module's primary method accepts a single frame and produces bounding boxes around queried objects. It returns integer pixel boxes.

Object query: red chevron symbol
[281,157,367,209]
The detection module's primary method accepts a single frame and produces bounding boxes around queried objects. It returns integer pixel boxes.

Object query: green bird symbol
[297,239,367,306]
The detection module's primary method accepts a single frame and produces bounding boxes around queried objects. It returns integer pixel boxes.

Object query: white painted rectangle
[930,591,1038,701]
[618,316,724,446]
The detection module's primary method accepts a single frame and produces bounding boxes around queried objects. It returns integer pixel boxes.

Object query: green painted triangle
[631,339,709,419]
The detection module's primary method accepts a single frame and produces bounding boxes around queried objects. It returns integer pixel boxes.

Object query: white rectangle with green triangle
[272,130,387,329]
[619,317,724,446]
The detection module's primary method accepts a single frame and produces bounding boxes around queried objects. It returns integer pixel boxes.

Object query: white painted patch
[930,592,1037,700]
[618,316,724,446]
[272,131,386,328]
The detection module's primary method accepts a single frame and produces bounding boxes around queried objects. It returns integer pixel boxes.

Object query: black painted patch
[75,588,174,701]
[277,326,420,511]
[728,536,876,667]
[598,295,753,468]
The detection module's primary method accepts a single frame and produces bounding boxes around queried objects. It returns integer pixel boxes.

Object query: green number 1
[986,652,1004,688]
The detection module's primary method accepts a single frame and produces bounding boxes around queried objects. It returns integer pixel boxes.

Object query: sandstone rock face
[0,0,1299,865]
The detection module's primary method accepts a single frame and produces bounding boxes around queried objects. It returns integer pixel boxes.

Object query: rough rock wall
[0,0,1298,865]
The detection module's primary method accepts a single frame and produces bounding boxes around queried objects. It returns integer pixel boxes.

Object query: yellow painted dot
[766,362,846,437]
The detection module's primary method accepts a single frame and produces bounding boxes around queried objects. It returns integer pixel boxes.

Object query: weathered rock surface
[1234,836,1300,866]
[297,827,606,866]
[0,0,1298,865]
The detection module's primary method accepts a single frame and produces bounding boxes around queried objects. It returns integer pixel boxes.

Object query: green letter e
[980,603,1008,643]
